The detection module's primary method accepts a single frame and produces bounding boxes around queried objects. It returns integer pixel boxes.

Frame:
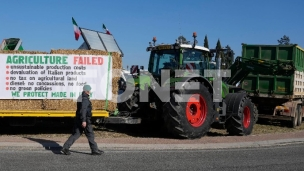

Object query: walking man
[61,84,103,155]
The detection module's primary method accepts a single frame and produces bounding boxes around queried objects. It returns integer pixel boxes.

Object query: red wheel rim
[186,94,207,127]
[243,106,251,128]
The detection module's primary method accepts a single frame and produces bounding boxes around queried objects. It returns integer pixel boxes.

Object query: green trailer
[241,44,304,127]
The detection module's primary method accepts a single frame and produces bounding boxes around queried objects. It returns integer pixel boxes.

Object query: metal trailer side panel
[241,44,304,121]
[241,44,304,72]
[242,74,294,97]
[242,71,304,98]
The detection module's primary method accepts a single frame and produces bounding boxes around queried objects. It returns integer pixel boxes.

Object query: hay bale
[50,49,109,56]
[0,50,48,54]
[43,99,115,111]
[43,99,76,110]
[91,100,105,110]
[103,52,122,111]
[0,100,43,110]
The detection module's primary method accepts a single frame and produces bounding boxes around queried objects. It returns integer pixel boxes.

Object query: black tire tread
[296,105,302,127]
[163,81,214,139]
[253,105,259,124]
[225,93,255,136]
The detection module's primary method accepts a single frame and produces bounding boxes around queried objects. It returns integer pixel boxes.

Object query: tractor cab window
[149,49,178,75]
[182,49,208,73]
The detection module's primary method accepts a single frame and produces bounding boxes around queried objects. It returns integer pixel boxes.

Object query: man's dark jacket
[76,91,92,122]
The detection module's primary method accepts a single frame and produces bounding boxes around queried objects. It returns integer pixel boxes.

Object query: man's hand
[82,121,87,128]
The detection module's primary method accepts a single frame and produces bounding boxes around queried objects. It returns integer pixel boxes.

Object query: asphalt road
[1,143,304,171]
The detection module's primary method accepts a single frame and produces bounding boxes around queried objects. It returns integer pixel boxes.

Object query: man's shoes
[91,150,104,155]
[60,148,71,155]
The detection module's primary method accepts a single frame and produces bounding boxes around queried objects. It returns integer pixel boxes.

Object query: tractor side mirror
[140,66,144,70]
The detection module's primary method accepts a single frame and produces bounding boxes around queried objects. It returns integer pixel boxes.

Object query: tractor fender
[154,76,213,103]
[174,76,213,95]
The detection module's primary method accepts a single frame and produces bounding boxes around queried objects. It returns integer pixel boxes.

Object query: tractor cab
[146,33,213,78]
[209,47,234,69]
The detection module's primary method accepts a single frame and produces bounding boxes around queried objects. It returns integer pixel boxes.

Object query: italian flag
[103,24,111,35]
[72,17,81,41]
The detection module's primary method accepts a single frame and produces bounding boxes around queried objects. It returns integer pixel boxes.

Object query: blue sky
[1,0,303,69]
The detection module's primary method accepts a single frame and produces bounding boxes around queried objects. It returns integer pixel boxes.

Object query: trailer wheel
[291,115,298,128]
[290,106,300,128]
[297,105,302,126]
[163,81,214,139]
[225,93,255,136]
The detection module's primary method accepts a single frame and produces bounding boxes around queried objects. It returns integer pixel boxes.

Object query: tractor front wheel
[225,93,255,136]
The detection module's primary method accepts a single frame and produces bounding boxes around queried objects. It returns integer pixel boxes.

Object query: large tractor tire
[291,115,298,128]
[297,105,302,126]
[163,81,214,139]
[117,82,140,113]
[225,93,255,136]
[290,105,302,128]
[253,105,259,124]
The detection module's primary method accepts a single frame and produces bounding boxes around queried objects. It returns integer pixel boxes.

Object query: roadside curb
[0,138,304,151]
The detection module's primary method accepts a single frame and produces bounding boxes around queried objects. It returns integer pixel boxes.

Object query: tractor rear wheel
[225,93,255,135]
[163,81,214,139]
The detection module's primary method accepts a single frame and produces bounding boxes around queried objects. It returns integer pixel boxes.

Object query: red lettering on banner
[98,57,103,65]
[92,57,97,65]
[74,56,104,65]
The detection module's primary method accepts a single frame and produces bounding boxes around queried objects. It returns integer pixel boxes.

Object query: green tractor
[114,33,258,139]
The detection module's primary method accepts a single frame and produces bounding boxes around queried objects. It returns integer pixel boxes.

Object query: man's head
[83,84,91,95]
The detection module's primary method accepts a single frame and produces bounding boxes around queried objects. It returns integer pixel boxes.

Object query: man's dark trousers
[62,120,98,151]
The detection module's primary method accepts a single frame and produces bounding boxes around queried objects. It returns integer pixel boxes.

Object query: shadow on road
[69,150,92,155]
[25,137,62,154]
[256,118,291,127]
[96,122,176,139]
